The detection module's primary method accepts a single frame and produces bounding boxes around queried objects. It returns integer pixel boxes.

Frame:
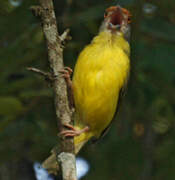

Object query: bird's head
[100,6,131,38]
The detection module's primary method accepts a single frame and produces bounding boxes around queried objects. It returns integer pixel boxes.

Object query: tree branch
[30,0,76,179]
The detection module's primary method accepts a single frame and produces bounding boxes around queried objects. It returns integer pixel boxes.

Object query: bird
[43,5,131,174]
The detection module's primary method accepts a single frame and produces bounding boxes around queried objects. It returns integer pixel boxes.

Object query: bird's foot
[59,67,73,88]
[59,67,74,108]
[59,124,89,137]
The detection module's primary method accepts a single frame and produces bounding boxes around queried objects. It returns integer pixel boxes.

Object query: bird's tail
[42,132,93,175]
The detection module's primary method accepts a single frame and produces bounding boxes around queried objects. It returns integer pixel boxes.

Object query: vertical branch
[30,0,76,179]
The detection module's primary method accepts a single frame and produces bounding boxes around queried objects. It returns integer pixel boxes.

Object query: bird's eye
[104,12,108,18]
[128,17,131,23]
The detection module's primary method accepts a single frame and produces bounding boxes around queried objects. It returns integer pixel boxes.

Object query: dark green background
[0,0,175,179]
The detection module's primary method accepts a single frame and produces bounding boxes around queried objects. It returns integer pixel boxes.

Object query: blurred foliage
[0,0,175,179]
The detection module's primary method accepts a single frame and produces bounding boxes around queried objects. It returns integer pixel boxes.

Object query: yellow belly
[72,31,130,138]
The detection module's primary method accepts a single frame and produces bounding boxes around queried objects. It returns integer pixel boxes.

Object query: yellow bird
[43,5,131,173]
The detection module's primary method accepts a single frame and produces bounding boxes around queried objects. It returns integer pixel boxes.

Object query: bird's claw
[59,67,74,108]
[59,67,73,87]
[59,124,89,138]
[59,67,72,79]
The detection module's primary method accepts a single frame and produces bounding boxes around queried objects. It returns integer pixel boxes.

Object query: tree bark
[30,0,76,179]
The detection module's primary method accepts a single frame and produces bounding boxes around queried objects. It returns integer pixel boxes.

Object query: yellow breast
[72,31,130,138]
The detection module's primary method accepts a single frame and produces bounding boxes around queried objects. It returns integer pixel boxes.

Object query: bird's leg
[60,124,89,137]
[59,67,74,108]
[59,67,73,88]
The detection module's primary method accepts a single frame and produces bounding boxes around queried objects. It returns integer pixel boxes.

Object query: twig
[60,29,72,42]
[30,0,77,179]
[26,67,55,83]
[27,67,51,77]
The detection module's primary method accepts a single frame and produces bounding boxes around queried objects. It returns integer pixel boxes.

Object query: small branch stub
[27,67,50,77]
[27,67,55,82]
[60,29,72,47]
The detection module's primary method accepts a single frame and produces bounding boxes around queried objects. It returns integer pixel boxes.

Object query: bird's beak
[105,6,124,31]
[110,7,123,25]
